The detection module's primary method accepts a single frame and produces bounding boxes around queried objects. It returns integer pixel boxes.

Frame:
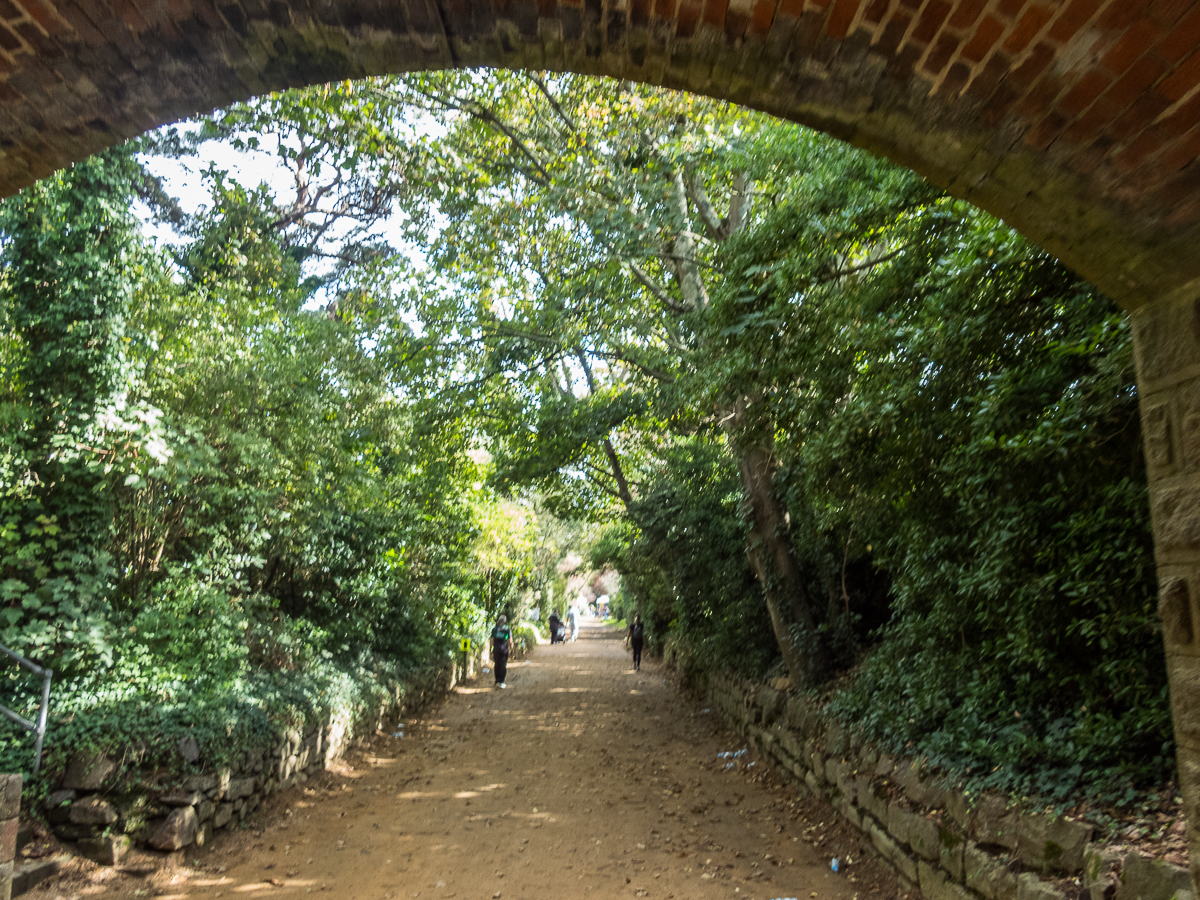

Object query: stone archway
[5,0,1200,881]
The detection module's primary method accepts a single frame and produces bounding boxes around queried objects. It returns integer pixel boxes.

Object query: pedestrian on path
[568,607,578,642]
[491,615,511,688]
[628,615,644,671]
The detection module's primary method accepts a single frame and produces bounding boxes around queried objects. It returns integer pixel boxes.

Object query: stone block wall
[1,774,20,900]
[39,662,453,865]
[706,673,1192,900]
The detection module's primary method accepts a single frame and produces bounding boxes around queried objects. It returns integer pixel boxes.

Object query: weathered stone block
[1114,853,1193,900]
[148,807,198,851]
[966,841,1018,900]
[909,810,941,861]
[159,790,203,808]
[868,817,919,883]
[213,802,233,829]
[876,753,895,778]
[1016,813,1093,874]
[940,825,966,882]
[1160,577,1195,647]
[1018,872,1068,900]
[758,687,783,724]
[76,834,130,866]
[1083,842,1122,900]
[43,789,76,824]
[972,794,1018,850]
[0,818,15,865]
[898,760,932,806]
[0,776,20,820]
[68,797,118,826]
[227,777,256,800]
[52,823,99,841]
[889,803,914,847]
[62,751,116,791]
[183,775,217,793]
[945,787,972,831]
[1168,656,1200,745]
[196,800,215,822]
[176,735,201,764]
[859,775,889,823]
[921,860,974,900]
[1143,401,1175,473]
[1152,483,1200,552]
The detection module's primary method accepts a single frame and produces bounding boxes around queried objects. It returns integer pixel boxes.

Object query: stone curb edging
[704,673,1193,900]
[32,661,454,867]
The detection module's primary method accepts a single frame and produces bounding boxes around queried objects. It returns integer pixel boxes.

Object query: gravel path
[37,619,903,900]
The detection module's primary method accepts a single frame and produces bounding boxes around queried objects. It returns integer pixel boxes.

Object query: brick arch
[9,0,1200,882]
[0,0,1198,307]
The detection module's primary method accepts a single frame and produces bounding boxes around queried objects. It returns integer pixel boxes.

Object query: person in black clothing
[548,612,563,644]
[491,615,511,688]
[628,615,645,671]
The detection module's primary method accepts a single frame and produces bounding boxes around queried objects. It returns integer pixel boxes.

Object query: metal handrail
[0,643,52,775]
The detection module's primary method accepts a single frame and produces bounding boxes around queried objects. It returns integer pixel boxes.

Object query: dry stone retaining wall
[39,661,453,865]
[705,672,1192,900]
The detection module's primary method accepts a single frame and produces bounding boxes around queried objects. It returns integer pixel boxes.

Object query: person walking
[567,607,578,642]
[628,615,645,671]
[491,615,511,689]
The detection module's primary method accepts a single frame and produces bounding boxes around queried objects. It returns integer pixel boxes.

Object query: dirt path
[31,620,907,900]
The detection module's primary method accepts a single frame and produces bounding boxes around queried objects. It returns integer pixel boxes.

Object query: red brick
[961,14,1003,62]
[1158,126,1200,172]
[701,0,725,29]
[873,9,909,55]
[748,0,774,35]
[1148,0,1194,24]
[923,31,958,74]
[1159,90,1200,136]
[898,0,919,9]
[948,0,986,29]
[1017,69,1064,121]
[792,8,824,52]
[912,0,949,43]
[1112,125,1170,171]
[1106,55,1167,108]
[0,0,18,19]
[1003,3,1054,53]
[808,0,831,8]
[1059,69,1112,117]
[883,40,921,80]
[1063,94,1122,142]
[23,0,68,33]
[776,0,802,18]
[942,60,971,93]
[1109,90,1170,140]
[967,51,1011,99]
[1008,39,1054,89]
[863,0,886,22]
[1097,0,1154,30]
[980,83,1019,124]
[1048,0,1103,43]
[1157,5,1200,63]
[825,0,857,38]
[0,22,21,50]
[676,0,700,34]
[725,7,748,36]
[997,0,1026,18]
[1068,140,1111,173]
[1159,51,1200,102]
[630,0,651,26]
[1101,19,1162,75]
[653,0,674,19]
[1023,110,1068,149]
[0,82,21,101]
[13,20,58,52]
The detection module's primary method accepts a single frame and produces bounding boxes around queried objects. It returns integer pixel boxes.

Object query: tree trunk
[726,421,833,688]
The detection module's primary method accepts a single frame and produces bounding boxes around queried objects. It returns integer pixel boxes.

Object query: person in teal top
[491,615,512,689]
